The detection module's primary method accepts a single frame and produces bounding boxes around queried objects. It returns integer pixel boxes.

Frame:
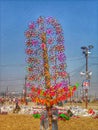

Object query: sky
[0,0,98,96]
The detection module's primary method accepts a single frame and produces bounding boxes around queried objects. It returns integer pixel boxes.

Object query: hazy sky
[0,0,98,96]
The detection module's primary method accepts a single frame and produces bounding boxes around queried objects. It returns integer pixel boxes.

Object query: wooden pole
[41,33,52,127]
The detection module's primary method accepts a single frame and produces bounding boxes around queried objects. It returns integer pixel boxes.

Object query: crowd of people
[0,96,29,105]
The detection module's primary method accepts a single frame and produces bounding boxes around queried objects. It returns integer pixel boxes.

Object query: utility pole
[68,74,72,104]
[85,47,88,109]
[95,93,96,101]
[81,45,94,108]
[81,83,84,101]
[24,75,27,105]
[6,86,9,97]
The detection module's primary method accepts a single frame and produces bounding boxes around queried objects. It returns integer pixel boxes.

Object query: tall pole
[85,48,88,109]
[81,45,93,109]
[68,74,72,104]
[24,76,27,105]
[41,33,52,128]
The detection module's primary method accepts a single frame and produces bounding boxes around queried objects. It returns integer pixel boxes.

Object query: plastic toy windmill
[25,16,79,125]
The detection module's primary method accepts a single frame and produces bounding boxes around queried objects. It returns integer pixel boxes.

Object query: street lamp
[81,45,94,79]
[80,71,92,79]
[81,45,94,108]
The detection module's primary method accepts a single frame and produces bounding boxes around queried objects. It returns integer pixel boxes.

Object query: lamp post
[81,45,94,108]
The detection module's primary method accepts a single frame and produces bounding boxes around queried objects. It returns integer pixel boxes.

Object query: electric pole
[68,74,72,104]
[81,45,94,108]
[24,75,27,105]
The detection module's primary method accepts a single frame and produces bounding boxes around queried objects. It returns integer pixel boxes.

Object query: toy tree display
[25,16,79,126]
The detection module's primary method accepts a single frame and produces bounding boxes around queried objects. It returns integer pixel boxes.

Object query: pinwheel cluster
[25,16,78,106]
[28,83,79,106]
[32,111,71,121]
[25,16,68,88]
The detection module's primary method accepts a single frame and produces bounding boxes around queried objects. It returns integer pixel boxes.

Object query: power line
[90,56,98,58]
[67,56,84,61]
[0,79,25,82]
[0,84,24,87]
[0,64,26,67]
[0,56,84,67]
[90,63,98,66]
[68,64,85,76]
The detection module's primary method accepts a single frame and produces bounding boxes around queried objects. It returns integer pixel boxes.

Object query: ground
[0,114,98,130]
[0,102,98,130]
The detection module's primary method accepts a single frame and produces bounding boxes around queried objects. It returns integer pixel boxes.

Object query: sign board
[83,79,90,90]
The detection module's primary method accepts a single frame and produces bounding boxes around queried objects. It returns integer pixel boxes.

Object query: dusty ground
[0,102,98,130]
[0,114,98,130]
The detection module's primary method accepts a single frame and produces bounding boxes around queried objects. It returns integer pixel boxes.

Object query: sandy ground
[0,102,98,130]
[0,114,98,130]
